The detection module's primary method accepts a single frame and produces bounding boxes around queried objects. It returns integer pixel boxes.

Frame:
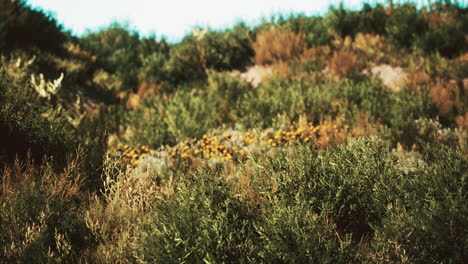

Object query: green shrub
[121,72,252,147]
[326,3,388,38]
[336,78,438,146]
[385,3,428,49]
[201,24,254,71]
[413,21,466,57]
[164,89,218,141]
[379,90,437,146]
[417,3,467,57]
[205,71,252,123]
[288,15,332,47]
[137,135,467,263]
[120,97,172,148]
[122,74,439,148]
[371,144,468,263]
[163,25,254,85]
[255,198,356,263]
[0,66,79,168]
[0,0,66,55]
[325,2,466,57]
[138,51,171,84]
[1,2,466,262]
[239,78,338,129]
[80,23,170,91]
[262,137,467,262]
[163,42,208,85]
[143,175,261,263]
[0,59,106,184]
[237,76,437,133]
[120,86,217,148]
[270,137,395,238]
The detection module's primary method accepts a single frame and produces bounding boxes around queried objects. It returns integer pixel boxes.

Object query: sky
[26,0,430,42]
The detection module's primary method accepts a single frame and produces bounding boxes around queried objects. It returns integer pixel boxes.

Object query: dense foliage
[1,0,467,263]
[0,0,66,54]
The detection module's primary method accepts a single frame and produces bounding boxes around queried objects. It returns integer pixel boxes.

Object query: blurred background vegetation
[0,0,467,262]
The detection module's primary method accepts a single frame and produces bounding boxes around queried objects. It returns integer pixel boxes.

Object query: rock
[364,64,408,93]
[230,65,273,87]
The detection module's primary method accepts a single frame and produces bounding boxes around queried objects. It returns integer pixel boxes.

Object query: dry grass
[422,5,456,28]
[270,60,293,80]
[84,156,178,262]
[406,70,431,92]
[1,153,84,207]
[92,69,123,93]
[429,78,464,116]
[0,153,85,260]
[252,26,305,65]
[326,33,397,79]
[352,33,389,61]
[125,81,161,109]
[221,161,271,213]
[66,42,96,62]
[459,52,468,62]
[314,112,381,147]
[324,35,359,78]
[455,113,468,130]
[327,48,359,78]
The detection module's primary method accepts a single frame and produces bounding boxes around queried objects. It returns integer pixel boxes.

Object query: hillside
[0,0,467,262]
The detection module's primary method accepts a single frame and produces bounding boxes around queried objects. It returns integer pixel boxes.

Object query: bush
[163,89,218,141]
[327,47,359,78]
[262,137,467,262]
[330,78,438,146]
[252,27,305,65]
[385,3,428,49]
[164,25,254,84]
[326,3,388,38]
[254,14,332,47]
[120,97,172,148]
[121,72,252,147]
[0,65,79,168]
[256,193,356,263]
[414,21,466,57]
[1,2,467,262]
[123,74,438,149]
[100,135,467,263]
[415,3,467,57]
[239,78,338,129]
[0,156,95,263]
[80,23,170,91]
[237,76,437,134]
[121,87,216,148]
[371,144,467,263]
[201,24,254,71]
[0,0,66,55]
[138,51,171,85]
[83,155,176,263]
[163,41,208,84]
[271,137,394,238]
[0,58,106,184]
[143,175,261,263]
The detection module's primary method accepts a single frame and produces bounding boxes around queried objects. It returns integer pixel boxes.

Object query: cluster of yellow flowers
[108,143,152,166]
[265,122,351,147]
[164,133,252,163]
[108,119,364,167]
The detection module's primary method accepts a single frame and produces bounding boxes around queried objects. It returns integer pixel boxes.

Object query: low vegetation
[1,0,467,263]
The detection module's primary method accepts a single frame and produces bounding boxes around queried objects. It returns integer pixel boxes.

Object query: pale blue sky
[27,0,431,42]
